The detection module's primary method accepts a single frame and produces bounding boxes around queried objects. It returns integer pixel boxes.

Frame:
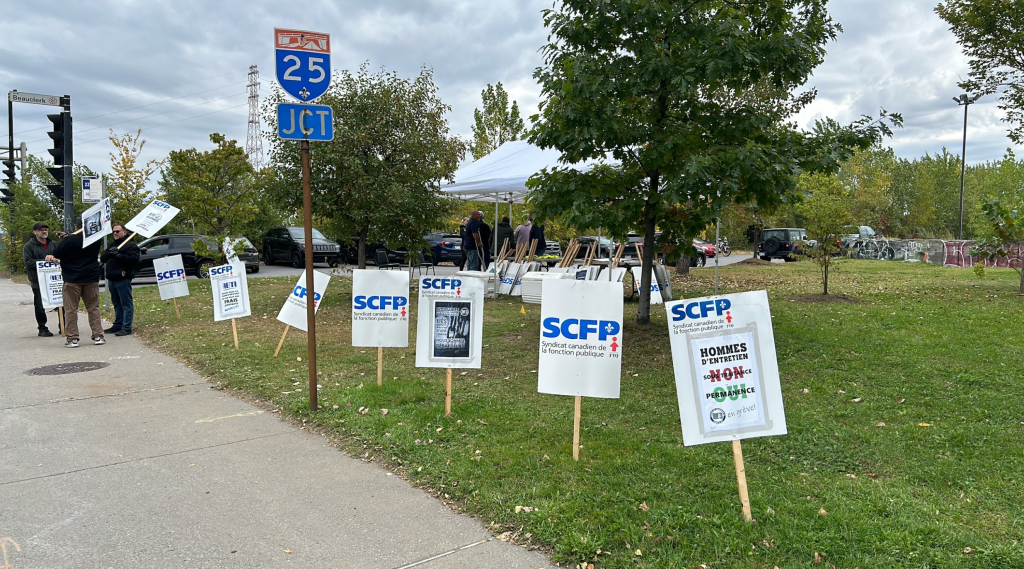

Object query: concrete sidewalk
[0,279,555,569]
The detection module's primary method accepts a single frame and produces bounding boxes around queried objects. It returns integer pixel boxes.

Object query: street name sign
[274,28,330,102]
[277,103,333,141]
[8,91,62,106]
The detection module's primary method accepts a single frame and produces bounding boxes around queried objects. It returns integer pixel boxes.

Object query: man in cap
[22,222,57,336]
[101,224,140,336]
[47,222,105,348]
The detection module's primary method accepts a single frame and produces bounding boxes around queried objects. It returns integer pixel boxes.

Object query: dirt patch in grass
[737,257,771,265]
[789,293,858,303]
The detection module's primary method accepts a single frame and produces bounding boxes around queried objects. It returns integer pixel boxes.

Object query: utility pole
[953,93,978,241]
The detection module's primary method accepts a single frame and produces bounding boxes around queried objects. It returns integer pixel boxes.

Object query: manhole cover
[25,362,112,376]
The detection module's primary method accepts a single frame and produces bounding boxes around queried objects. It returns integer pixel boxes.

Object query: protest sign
[630,266,664,304]
[35,261,63,308]
[666,290,787,521]
[416,276,484,416]
[538,279,623,460]
[353,270,410,385]
[498,262,521,295]
[154,255,189,319]
[210,261,250,320]
[277,270,331,332]
[125,199,180,238]
[81,198,112,247]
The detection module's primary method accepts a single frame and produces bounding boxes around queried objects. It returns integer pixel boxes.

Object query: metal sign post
[275,28,331,411]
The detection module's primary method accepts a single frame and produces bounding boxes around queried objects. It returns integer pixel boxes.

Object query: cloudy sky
[2,0,1021,183]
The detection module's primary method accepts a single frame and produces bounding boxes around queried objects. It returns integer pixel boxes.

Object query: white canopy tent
[438,140,611,255]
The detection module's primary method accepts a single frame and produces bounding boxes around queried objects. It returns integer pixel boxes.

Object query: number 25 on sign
[274,28,330,102]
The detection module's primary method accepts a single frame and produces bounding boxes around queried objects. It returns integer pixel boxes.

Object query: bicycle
[717,236,732,257]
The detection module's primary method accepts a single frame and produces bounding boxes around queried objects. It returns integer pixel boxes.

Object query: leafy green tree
[469,82,525,160]
[527,0,901,323]
[265,63,464,268]
[973,196,1024,293]
[936,0,1024,144]
[107,129,166,224]
[797,173,851,295]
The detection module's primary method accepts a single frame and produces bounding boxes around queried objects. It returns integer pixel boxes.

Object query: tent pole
[494,196,499,257]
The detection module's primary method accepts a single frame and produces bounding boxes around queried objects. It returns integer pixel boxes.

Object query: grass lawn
[132,259,1024,568]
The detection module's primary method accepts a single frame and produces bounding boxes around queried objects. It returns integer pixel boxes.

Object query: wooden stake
[527,239,538,262]
[173,297,181,319]
[231,318,239,349]
[732,439,753,522]
[274,325,290,357]
[445,367,453,417]
[377,346,383,386]
[58,307,65,336]
[572,395,582,461]
[116,231,137,249]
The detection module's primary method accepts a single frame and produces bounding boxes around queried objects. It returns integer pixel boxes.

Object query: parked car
[575,236,615,259]
[424,232,463,265]
[693,238,717,258]
[231,237,260,273]
[757,228,808,261]
[135,234,258,279]
[262,227,342,268]
[338,237,388,265]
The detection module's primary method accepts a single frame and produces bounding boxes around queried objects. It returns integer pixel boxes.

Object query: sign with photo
[153,255,189,301]
[209,262,251,322]
[35,261,63,308]
[538,279,623,398]
[352,269,409,347]
[415,277,484,369]
[630,266,664,304]
[276,270,332,332]
[81,198,112,247]
[125,199,180,238]
[666,291,787,446]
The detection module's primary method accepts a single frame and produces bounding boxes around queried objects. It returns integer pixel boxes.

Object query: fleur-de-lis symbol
[604,323,615,333]
[299,87,310,100]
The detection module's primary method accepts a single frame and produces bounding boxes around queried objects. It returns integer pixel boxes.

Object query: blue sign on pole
[277,103,334,141]
[274,28,331,102]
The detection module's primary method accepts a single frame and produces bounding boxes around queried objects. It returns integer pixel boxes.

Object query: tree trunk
[676,253,690,275]
[636,189,659,325]
[358,226,368,270]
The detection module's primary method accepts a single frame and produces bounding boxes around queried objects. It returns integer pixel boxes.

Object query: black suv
[135,234,259,279]
[757,228,808,261]
[262,227,342,268]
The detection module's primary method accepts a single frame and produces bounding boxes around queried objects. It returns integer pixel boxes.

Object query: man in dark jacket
[48,226,105,348]
[530,222,547,256]
[494,216,513,255]
[22,222,57,336]
[479,216,493,268]
[101,224,141,336]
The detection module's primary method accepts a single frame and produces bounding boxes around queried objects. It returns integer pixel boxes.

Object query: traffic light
[46,111,72,201]
[1,157,13,204]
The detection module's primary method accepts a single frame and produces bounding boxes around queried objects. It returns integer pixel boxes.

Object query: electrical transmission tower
[246,65,264,169]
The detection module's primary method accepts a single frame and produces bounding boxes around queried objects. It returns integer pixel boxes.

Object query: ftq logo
[157,269,185,282]
[671,298,732,322]
[209,265,234,277]
[421,278,462,295]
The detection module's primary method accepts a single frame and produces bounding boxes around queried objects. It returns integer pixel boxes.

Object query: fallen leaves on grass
[897,397,906,403]
[918,423,932,427]
[875,422,886,427]
[639,501,649,512]
[819,507,828,516]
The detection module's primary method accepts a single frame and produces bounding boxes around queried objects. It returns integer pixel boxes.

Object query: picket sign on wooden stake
[445,368,453,416]
[732,440,753,521]
[572,395,582,461]
[377,347,384,386]
[274,325,291,357]
[231,318,239,349]
[173,297,181,319]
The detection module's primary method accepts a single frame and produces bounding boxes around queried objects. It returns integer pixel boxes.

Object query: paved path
[0,279,555,569]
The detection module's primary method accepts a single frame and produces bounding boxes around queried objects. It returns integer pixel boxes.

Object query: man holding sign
[101,224,140,336]
[48,222,105,348]
[22,222,58,336]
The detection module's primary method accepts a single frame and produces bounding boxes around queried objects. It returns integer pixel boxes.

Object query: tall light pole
[953,93,979,240]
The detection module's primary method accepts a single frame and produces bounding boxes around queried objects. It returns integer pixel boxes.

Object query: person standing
[101,224,141,336]
[465,210,485,271]
[22,222,57,337]
[495,216,513,254]
[513,216,532,248]
[458,216,469,270]
[479,215,493,268]
[530,221,547,256]
[47,226,105,348]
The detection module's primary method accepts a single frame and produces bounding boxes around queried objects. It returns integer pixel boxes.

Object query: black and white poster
[415,277,484,369]
[432,301,472,358]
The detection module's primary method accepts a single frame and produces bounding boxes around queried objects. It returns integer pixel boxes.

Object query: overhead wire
[72,70,244,107]
[14,80,249,135]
